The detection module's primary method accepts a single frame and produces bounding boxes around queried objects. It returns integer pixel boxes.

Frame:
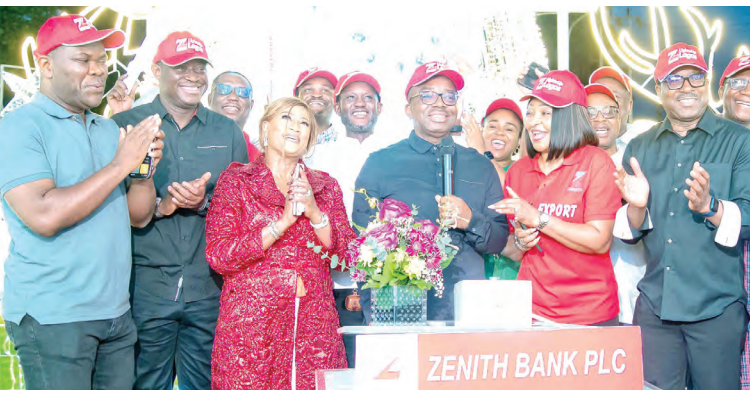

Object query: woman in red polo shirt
[490,70,621,326]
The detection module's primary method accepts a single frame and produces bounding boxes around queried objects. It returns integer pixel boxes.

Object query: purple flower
[378,199,412,221]
[346,237,366,266]
[368,222,399,251]
[351,269,367,282]
[417,219,440,238]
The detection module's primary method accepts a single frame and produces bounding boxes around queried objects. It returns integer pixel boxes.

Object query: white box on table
[454,279,532,329]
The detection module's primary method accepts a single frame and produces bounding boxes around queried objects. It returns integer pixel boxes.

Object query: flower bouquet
[344,190,458,325]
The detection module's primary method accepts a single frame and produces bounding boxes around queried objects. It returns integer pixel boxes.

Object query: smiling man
[718,56,750,389]
[353,62,509,322]
[294,67,340,146]
[111,31,249,390]
[207,71,261,160]
[614,43,750,390]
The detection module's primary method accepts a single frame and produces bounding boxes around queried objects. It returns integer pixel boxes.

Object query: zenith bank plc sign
[355,326,643,390]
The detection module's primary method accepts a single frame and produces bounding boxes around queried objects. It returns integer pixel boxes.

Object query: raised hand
[107,73,139,115]
[489,186,540,229]
[462,112,486,154]
[289,170,321,221]
[684,162,712,214]
[167,172,212,210]
[614,157,650,208]
[112,114,161,176]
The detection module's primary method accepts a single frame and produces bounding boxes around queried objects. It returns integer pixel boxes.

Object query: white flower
[359,245,375,266]
[394,249,407,264]
[404,256,426,278]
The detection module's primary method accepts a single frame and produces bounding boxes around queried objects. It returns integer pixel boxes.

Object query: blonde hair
[259,97,319,153]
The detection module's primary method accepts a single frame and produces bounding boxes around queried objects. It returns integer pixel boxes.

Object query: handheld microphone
[439,137,455,196]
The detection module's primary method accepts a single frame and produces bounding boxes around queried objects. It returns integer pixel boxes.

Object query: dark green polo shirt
[622,108,750,322]
[112,96,249,302]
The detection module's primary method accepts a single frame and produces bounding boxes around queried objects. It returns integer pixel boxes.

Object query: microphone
[439,137,455,196]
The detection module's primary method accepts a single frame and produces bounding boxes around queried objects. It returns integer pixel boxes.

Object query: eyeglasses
[587,105,619,120]
[663,73,706,90]
[408,90,459,106]
[726,77,750,91]
[214,83,252,98]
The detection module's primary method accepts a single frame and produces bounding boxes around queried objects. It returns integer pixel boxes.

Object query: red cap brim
[520,93,575,109]
[589,67,631,93]
[160,52,212,67]
[406,70,465,99]
[61,28,126,51]
[656,63,708,82]
[335,73,381,100]
[584,84,619,106]
[295,70,338,95]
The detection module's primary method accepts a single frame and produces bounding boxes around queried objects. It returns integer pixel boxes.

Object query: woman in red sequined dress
[205,97,352,389]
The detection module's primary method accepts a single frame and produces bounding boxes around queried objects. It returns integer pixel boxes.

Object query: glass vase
[371,285,427,326]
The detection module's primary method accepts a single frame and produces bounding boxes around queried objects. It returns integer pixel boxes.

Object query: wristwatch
[154,197,165,219]
[310,213,330,229]
[483,151,494,160]
[536,212,550,231]
[701,196,720,218]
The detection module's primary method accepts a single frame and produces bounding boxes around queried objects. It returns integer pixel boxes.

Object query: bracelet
[154,197,165,219]
[269,221,282,240]
[513,235,530,252]
[310,213,330,229]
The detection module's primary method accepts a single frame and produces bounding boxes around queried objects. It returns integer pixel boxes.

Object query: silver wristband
[154,197,165,219]
[269,221,282,240]
[310,213,330,229]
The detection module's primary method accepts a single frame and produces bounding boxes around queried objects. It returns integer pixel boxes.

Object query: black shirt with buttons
[112,96,249,302]
[353,131,509,321]
[623,108,750,322]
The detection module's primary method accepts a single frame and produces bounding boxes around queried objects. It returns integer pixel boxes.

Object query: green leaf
[389,279,400,286]
[411,279,433,290]
[379,254,395,286]
[330,260,338,269]
[331,255,339,266]
[353,223,367,233]
[322,252,329,259]
[313,246,322,253]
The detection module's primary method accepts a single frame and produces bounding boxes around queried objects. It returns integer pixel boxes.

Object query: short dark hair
[211,71,252,91]
[525,104,599,161]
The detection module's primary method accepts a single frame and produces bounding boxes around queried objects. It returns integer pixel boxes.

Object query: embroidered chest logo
[537,77,563,92]
[566,171,587,193]
[667,48,697,65]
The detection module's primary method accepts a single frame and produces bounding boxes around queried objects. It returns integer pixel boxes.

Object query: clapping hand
[166,172,212,211]
[684,162,712,214]
[614,157,650,208]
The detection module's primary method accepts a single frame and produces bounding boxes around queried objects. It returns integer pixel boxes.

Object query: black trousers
[333,288,365,368]
[131,283,220,390]
[634,296,748,390]
[6,311,137,390]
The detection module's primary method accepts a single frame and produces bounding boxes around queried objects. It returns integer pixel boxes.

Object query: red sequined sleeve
[320,177,356,265]
[205,164,266,276]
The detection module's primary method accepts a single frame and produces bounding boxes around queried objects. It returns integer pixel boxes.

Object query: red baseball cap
[589,66,631,93]
[34,14,125,57]
[153,31,211,66]
[521,70,587,108]
[482,98,523,124]
[584,83,620,106]
[294,67,338,96]
[334,71,381,101]
[720,55,750,87]
[405,61,465,99]
[654,43,708,82]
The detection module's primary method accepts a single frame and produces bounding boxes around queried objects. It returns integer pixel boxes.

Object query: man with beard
[111,31,249,390]
[353,62,509,322]
[0,15,165,389]
[294,67,341,153]
[207,71,261,160]
[585,83,646,325]
[615,43,750,389]
[304,71,385,367]
[718,56,750,389]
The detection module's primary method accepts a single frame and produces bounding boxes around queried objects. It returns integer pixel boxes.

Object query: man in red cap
[584,83,647,327]
[305,70,385,367]
[0,15,165,389]
[353,61,509,321]
[615,43,750,389]
[294,67,340,145]
[111,31,249,390]
[718,55,750,389]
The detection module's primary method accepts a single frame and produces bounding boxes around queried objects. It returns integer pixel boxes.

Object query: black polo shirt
[622,108,750,322]
[112,96,249,302]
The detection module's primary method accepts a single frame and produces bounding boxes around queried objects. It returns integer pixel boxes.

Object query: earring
[263,135,268,147]
[514,144,520,155]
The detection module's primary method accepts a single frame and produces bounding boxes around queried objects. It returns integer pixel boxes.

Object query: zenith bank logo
[566,171,587,193]
[667,48,698,65]
[739,56,750,68]
[175,38,204,53]
[73,17,94,32]
[537,77,563,92]
[375,358,401,380]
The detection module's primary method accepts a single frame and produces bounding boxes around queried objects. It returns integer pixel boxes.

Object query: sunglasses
[587,105,619,120]
[663,73,706,90]
[726,77,750,91]
[214,83,252,98]
[408,90,459,106]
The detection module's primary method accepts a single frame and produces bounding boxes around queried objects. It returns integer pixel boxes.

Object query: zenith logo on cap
[537,77,563,92]
[175,38,204,53]
[667,48,697,65]
[425,62,446,73]
[73,17,94,32]
[739,56,750,68]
